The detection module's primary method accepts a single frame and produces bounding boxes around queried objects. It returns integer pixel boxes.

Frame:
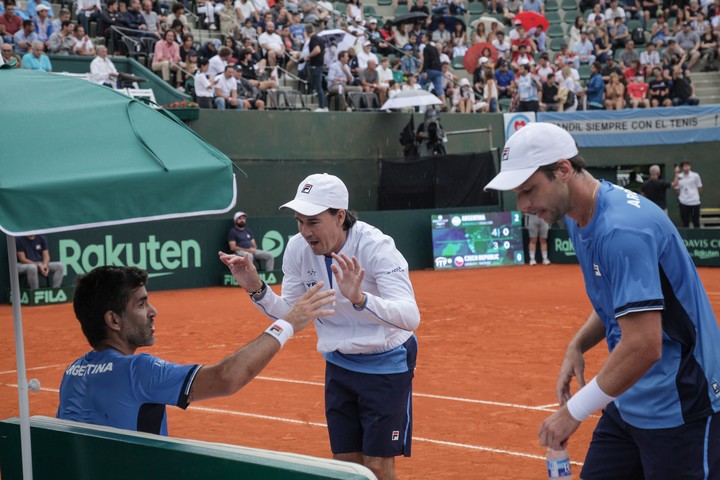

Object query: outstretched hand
[330,253,365,305]
[218,251,263,292]
[285,282,336,334]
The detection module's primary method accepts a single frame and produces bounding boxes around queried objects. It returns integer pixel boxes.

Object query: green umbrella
[0,68,236,480]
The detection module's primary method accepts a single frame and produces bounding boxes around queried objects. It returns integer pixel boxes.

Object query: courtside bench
[0,416,377,480]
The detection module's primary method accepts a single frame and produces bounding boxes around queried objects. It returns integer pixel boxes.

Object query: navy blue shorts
[324,336,417,458]
[581,402,720,479]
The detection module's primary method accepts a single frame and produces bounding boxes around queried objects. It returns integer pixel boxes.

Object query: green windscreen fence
[0,416,376,480]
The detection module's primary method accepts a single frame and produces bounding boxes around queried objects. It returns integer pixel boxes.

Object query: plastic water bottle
[546,448,572,479]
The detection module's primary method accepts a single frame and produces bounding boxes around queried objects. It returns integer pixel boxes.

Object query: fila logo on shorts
[502,148,509,162]
[392,431,400,441]
[713,382,720,397]
[594,264,602,277]
[301,184,313,194]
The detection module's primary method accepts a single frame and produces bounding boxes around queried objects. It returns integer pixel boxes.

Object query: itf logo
[434,257,449,268]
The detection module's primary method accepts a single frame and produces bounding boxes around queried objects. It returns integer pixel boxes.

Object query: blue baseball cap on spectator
[403,44,413,51]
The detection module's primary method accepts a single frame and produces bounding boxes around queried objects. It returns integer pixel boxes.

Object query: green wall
[0,417,374,480]
[188,111,719,223]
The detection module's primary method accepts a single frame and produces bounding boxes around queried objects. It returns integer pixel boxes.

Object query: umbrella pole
[6,235,34,480]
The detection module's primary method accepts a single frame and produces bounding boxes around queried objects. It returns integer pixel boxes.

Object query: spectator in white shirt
[208,46,232,77]
[194,58,217,108]
[571,30,596,68]
[90,45,118,87]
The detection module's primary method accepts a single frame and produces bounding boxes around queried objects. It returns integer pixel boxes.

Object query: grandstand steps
[691,71,720,106]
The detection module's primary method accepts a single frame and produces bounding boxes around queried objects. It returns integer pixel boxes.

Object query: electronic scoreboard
[431,211,525,269]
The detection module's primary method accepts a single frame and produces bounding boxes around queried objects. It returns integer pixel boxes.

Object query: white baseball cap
[233,211,247,220]
[280,173,349,216]
[484,123,578,191]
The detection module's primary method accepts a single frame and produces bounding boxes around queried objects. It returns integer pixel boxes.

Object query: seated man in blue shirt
[16,234,65,290]
[57,265,335,435]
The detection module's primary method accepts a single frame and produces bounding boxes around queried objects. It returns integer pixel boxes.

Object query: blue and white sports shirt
[57,349,201,435]
[567,180,720,429]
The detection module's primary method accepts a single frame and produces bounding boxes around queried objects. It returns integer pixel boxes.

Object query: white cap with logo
[280,173,349,216]
[233,211,247,221]
[484,122,578,191]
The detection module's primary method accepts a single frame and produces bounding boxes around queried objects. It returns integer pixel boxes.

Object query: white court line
[0,368,556,412]
[0,364,66,376]
[256,376,557,412]
[0,384,584,467]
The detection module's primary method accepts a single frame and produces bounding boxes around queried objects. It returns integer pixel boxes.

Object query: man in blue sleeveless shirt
[486,122,720,479]
[57,265,334,435]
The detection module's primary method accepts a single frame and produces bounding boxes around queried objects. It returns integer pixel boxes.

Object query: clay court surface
[2,265,719,479]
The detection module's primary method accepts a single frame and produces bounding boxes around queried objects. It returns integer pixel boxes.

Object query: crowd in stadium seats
[0,0,717,111]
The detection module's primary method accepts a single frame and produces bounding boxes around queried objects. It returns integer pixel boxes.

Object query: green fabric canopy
[0,68,236,235]
[0,67,236,480]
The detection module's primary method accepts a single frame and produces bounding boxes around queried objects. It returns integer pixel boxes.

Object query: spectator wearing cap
[508,18,523,42]
[452,77,475,112]
[552,42,573,69]
[33,4,53,43]
[494,60,515,98]
[601,55,623,82]
[227,212,275,272]
[357,39,379,70]
[473,56,489,95]
[52,7,71,33]
[674,21,701,69]
[401,43,420,77]
[608,16,629,49]
[25,0,54,19]
[193,58,217,108]
[22,40,52,71]
[90,45,119,86]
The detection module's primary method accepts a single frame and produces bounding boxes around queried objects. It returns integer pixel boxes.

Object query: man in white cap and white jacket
[219,173,420,480]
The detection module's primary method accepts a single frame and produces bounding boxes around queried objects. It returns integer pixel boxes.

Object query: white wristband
[264,320,294,347]
[566,377,616,422]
